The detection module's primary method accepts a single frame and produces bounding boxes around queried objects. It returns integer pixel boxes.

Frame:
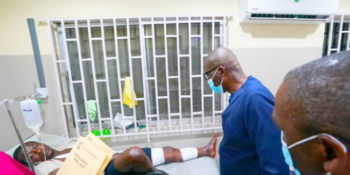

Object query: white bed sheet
[156,157,219,175]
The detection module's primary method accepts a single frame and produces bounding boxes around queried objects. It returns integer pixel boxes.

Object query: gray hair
[282,51,350,143]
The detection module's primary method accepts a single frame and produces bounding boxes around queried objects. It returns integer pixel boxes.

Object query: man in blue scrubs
[204,48,289,175]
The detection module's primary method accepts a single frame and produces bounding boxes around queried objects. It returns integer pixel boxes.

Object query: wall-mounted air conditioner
[240,0,340,24]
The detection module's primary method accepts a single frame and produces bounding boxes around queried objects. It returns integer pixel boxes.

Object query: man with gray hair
[273,50,350,175]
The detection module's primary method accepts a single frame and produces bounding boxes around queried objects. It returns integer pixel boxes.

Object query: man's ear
[319,135,348,173]
[218,66,226,77]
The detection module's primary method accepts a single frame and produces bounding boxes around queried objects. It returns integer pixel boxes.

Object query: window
[323,15,350,56]
[49,16,227,138]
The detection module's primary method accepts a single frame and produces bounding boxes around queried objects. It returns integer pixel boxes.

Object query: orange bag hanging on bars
[122,77,138,108]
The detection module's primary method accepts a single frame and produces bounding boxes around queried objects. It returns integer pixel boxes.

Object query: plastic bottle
[20,99,43,133]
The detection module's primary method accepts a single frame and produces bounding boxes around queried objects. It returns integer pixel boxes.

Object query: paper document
[57,133,113,175]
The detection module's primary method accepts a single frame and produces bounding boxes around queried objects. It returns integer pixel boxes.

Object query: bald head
[204,47,246,93]
[281,51,350,142]
[206,47,239,69]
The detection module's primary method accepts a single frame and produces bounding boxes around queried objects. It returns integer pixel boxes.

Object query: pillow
[5,133,69,158]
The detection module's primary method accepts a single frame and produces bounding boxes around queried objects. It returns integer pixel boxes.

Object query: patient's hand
[49,169,59,175]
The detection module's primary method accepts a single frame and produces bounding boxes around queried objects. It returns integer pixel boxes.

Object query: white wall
[0,0,327,94]
[0,55,65,151]
[0,0,349,152]
[234,48,322,94]
[0,0,327,55]
[338,0,350,13]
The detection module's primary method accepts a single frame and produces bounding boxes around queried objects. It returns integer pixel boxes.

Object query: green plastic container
[91,130,101,136]
[103,129,111,135]
[91,129,111,136]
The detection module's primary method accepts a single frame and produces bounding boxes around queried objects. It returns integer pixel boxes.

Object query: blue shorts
[104,148,152,175]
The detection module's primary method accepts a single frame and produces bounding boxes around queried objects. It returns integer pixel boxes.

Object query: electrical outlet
[36,88,48,98]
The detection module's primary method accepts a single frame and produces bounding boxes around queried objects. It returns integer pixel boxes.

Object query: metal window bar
[164,21,172,132]
[106,57,117,60]
[101,19,116,136]
[176,18,183,130]
[47,21,69,137]
[211,18,216,128]
[87,20,104,136]
[90,126,222,139]
[348,31,350,51]
[188,22,194,130]
[56,60,67,63]
[113,18,127,135]
[126,18,138,133]
[200,17,204,129]
[345,15,350,51]
[40,16,230,22]
[223,18,228,111]
[66,38,77,41]
[46,16,228,139]
[337,15,344,53]
[151,18,161,132]
[327,14,350,55]
[138,17,151,143]
[74,20,92,134]
[61,21,82,137]
[110,99,121,102]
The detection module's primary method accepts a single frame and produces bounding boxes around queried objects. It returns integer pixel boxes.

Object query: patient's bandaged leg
[151,147,199,166]
[180,148,198,161]
[151,148,165,166]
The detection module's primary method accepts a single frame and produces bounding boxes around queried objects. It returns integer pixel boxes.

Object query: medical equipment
[0,91,51,174]
[20,99,43,133]
[0,94,39,174]
[20,98,49,174]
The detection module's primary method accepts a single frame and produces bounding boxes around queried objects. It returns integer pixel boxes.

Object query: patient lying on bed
[13,133,218,175]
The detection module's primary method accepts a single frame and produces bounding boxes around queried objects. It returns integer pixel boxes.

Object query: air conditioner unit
[240,0,340,24]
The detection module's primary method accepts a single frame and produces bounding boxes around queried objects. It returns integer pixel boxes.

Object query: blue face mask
[281,132,347,175]
[207,67,224,93]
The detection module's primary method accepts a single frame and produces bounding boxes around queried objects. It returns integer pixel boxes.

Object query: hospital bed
[6,133,220,175]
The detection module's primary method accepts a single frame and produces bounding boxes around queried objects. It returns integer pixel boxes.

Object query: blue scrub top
[219,76,289,175]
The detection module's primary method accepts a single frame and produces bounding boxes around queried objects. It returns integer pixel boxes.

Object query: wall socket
[36,88,48,98]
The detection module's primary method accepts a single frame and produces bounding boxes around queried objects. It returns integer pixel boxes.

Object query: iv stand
[1,94,39,174]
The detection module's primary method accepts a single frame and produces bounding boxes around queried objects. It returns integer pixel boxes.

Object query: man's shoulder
[244,88,274,104]
[240,86,274,108]
[242,77,273,99]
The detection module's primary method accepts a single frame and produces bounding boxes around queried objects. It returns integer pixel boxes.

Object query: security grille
[46,16,228,141]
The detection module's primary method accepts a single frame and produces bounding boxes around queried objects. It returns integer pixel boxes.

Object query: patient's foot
[200,133,218,158]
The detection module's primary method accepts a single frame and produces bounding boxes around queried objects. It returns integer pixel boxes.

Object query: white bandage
[180,148,198,161]
[151,148,165,166]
